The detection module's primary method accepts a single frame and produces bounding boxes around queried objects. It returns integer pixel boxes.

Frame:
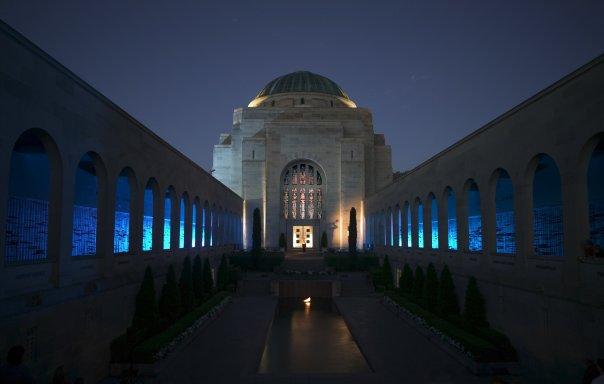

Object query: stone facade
[213,73,392,250]
[365,54,604,382]
[0,21,242,383]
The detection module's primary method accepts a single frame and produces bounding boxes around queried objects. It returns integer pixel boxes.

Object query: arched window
[282,161,323,219]
[5,131,51,263]
[383,211,387,246]
[397,205,402,247]
[588,140,604,249]
[192,199,199,248]
[532,154,563,256]
[429,193,438,249]
[202,201,208,247]
[114,168,133,253]
[405,202,412,247]
[389,207,394,246]
[416,199,424,248]
[210,205,215,246]
[466,180,482,252]
[163,187,174,250]
[179,194,187,249]
[142,179,156,251]
[446,187,457,250]
[494,169,515,254]
[72,153,99,256]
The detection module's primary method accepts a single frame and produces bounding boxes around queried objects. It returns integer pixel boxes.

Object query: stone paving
[154,293,501,384]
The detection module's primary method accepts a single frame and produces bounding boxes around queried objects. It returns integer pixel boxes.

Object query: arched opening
[446,187,457,250]
[192,198,200,248]
[588,140,604,250]
[202,200,209,247]
[396,204,402,247]
[429,193,438,249]
[466,180,482,252]
[5,131,53,263]
[532,154,563,256]
[405,201,412,247]
[416,198,424,248]
[389,207,394,246]
[163,186,175,250]
[494,169,515,254]
[72,152,100,256]
[114,168,134,253]
[179,193,188,249]
[210,204,216,246]
[142,178,157,251]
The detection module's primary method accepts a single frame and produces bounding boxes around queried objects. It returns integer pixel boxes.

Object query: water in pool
[258,297,371,374]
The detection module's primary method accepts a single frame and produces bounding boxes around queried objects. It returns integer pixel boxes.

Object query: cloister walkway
[155,295,494,384]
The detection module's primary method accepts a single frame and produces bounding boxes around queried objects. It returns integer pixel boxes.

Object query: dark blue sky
[1,1,603,172]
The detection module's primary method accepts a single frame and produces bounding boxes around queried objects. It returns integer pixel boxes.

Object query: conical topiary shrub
[382,255,393,290]
[159,265,181,322]
[463,276,489,329]
[132,266,158,332]
[320,231,328,250]
[216,254,229,291]
[423,263,439,311]
[399,263,414,296]
[179,256,194,313]
[192,255,203,304]
[202,257,213,295]
[437,264,459,318]
[412,265,424,304]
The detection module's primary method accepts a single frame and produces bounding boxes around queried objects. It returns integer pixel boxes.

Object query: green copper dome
[254,71,351,100]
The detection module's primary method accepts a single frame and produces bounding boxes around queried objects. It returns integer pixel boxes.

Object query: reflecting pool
[258,297,371,374]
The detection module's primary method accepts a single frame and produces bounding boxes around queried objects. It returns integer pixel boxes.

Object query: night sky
[1,1,603,172]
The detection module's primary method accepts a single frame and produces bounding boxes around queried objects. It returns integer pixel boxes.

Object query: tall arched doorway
[281,160,324,249]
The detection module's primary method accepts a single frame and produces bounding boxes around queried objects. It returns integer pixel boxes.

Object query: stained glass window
[308,189,315,218]
[300,188,306,218]
[282,162,323,219]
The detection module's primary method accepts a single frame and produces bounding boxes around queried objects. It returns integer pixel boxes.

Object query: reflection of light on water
[303,297,311,315]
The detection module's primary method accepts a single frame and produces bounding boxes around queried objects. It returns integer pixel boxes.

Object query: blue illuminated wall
[417,201,424,248]
[397,206,402,247]
[5,134,50,264]
[430,196,438,249]
[179,197,185,248]
[406,203,412,247]
[588,141,604,248]
[72,153,98,256]
[202,207,206,247]
[113,170,131,253]
[192,203,197,247]
[142,183,154,251]
[532,154,563,256]
[495,169,516,253]
[447,188,457,250]
[467,182,482,251]
[164,192,172,250]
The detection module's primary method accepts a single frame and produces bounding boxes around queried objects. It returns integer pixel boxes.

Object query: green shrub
[159,265,181,322]
[131,291,230,363]
[412,266,424,304]
[463,276,489,329]
[382,255,393,290]
[179,256,194,313]
[437,264,459,318]
[216,255,229,291]
[399,263,414,296]
[202,258,213,295]
[132,266,158,331]
[279,233,286,249]
[423,263,439,311]
[192,255,203,304]
[370,267,385,291]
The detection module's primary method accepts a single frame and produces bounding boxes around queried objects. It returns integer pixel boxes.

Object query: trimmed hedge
[131,291,230,363]
[229,252,284,272]
[386,291,516,363]
[324,254,379,271]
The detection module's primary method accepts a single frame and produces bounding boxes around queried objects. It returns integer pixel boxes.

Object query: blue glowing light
[210,210,214,246]
[447,188,457,250]
[202,207,206,247]
[114,170,131,253]
[6,134,50,264]
[467,182,482,252]
[406,203,412,247]
[397,207,402,247]
[431,197,438,249]
[192,203,197,247]
[142,185,154,251]
[495,170,515,254]
[417,202,424,248]
[390,209,394,246]
[179,198,185,249]
[532,154,563,256]
[73,153,98,256]
[164,193,172,250]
